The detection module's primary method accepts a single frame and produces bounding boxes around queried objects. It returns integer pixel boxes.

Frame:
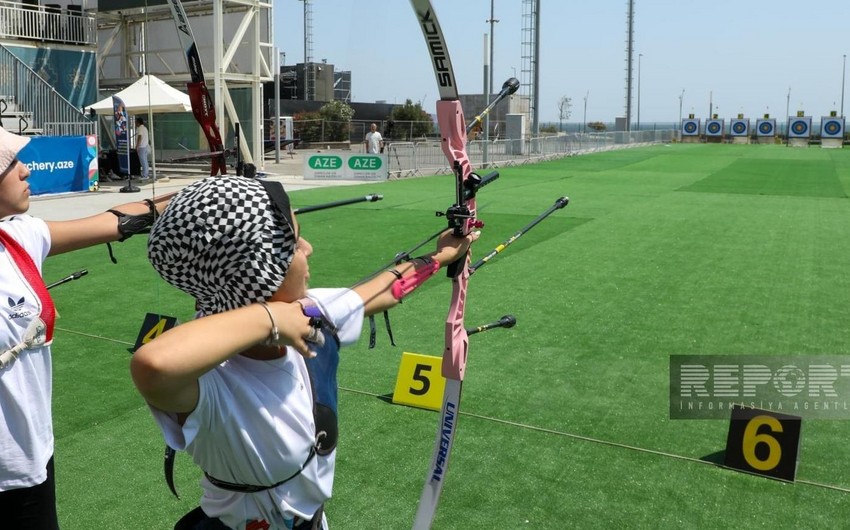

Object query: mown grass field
[46,143,850,528]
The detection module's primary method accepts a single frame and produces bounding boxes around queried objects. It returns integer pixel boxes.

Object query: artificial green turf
[681,159,847,198]
[43,143,850,528]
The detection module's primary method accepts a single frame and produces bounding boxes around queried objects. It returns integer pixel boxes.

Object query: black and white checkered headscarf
[148,176,296,316]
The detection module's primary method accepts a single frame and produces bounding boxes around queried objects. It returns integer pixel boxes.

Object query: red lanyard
[0,228,55,342]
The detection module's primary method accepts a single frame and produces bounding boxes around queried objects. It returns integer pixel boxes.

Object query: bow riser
[444,264,470,381]
[436,99,474,382]
[436,101,470,180]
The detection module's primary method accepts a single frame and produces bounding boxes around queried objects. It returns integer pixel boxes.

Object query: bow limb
[167,0,227,175]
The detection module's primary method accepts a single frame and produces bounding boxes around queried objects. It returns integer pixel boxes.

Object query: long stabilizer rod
[469,197,569,274]
[294,194,384,215]
[46,269,88,290]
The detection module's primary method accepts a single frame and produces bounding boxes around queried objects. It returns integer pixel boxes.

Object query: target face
[821,118,844,138]
[682,119,699,135]
[706,120,723,136]
[731,120,748,136]
[788,117,811,138]
[757,120,775,136]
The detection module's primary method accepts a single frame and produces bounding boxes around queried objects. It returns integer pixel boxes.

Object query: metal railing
[292,119,442,145]
[382,130,676,178]
[0,44,94,136]
[0,1,96,46]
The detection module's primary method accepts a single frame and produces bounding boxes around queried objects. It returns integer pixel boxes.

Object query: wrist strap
[391,257,440,300]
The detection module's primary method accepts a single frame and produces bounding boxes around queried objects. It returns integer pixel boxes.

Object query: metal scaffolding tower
[520,0,540,134]
[301,0,315,101]
[96,1,274,167]
[624,0,635,131]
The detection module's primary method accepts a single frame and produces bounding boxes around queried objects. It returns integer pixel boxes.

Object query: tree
[587,121,607,132]
[318,100,355,141]
[293,110,323,142]
[557,96,572,132]
[390,99,434,140]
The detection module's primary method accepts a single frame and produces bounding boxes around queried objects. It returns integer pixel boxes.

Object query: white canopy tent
[89,75,192,184]
[87,74,191,115]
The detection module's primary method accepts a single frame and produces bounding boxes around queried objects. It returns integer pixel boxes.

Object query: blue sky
[274,1,850,125]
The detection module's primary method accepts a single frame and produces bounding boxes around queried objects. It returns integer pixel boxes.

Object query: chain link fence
[288,116,675,177]
[381,129,676,178]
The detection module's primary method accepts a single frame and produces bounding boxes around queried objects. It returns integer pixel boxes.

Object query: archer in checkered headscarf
[134,170,480,530]
[147,175,297,316]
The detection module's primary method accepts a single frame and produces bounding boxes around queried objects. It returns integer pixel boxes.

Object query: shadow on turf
[700,449,726,465]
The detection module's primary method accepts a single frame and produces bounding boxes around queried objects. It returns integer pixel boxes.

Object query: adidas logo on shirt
[7,295,31,320]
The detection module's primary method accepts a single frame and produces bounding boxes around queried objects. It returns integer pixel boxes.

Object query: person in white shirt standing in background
[135,116,150,179]
[364,122,383,154]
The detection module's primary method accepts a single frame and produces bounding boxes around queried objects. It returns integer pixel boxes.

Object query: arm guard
[390,257,441,300]
[108,199,157,242]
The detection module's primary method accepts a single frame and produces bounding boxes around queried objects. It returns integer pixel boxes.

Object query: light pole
[678,89,684,126]
[708,90,713,119]
[842,54,846,117]
[583,90,589,134]
[678,89,684,141]
[637,53,642,131]
[786,87,791,136]
[487,1,497,94]
[486,1,498,144]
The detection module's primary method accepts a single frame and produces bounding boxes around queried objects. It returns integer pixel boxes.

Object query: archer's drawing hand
[269,301,316,358]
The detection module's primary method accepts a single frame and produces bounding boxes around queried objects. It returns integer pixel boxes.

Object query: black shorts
[0,456,59,530]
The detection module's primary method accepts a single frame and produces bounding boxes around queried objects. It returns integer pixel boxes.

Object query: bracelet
[258,301,279,345]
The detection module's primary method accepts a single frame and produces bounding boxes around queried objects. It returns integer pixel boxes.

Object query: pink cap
[0,126,30,177]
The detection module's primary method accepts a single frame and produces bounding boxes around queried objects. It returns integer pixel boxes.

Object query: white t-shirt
[136,124,149,149]
[365,131,383,153]
[0,215,54,491]
[150,288,364,530]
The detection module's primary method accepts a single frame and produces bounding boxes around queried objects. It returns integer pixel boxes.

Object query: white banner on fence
[303,152,388,181]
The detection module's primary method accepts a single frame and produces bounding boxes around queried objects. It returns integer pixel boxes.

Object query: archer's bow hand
[432,228,480,267]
